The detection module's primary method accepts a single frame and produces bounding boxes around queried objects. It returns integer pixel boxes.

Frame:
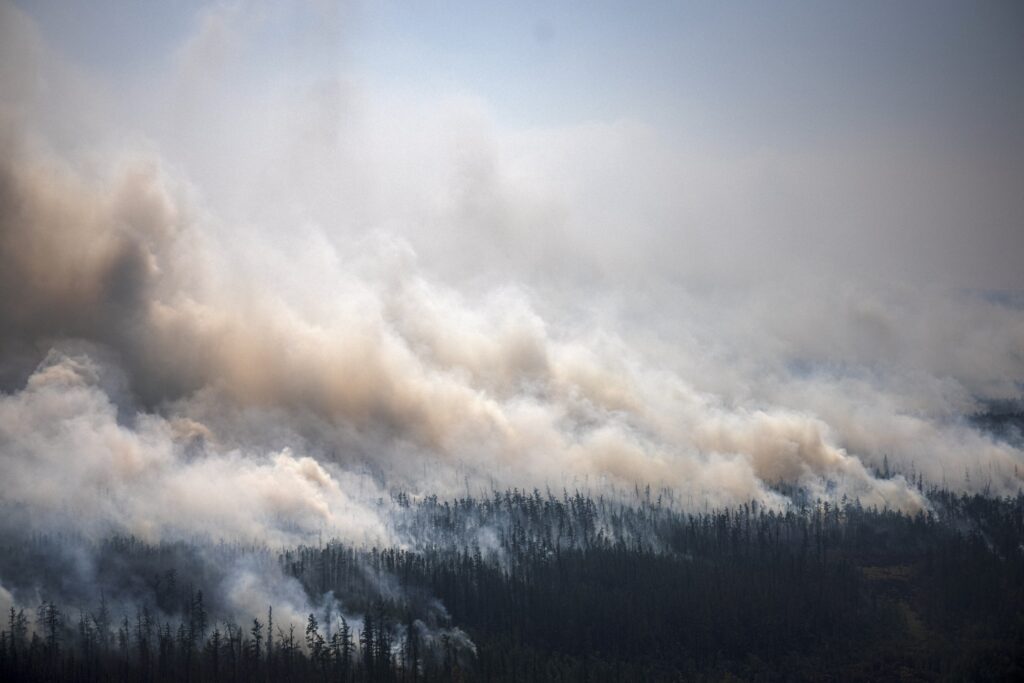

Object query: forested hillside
[2,489,1022,681]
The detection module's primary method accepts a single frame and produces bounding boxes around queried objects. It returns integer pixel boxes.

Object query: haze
[1,0,1023,548]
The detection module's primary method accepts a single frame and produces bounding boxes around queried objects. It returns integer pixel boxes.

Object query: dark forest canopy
[1,488,1023,681]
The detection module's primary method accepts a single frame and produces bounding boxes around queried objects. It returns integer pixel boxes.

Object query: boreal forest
[2,482,1023,681]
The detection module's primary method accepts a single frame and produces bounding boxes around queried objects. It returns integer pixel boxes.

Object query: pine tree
[93,594,110,652]
[266,606,273,664]
[361,611,375,679]
[39,601,62,657]
[306,612,326,677]
[338,615,352,679]
[250,617,263,662]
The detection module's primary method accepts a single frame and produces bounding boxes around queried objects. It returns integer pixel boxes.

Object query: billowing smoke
[1,117,1014,534]
[0,0,1022,634]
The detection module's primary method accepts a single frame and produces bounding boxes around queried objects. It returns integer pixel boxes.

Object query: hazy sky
[10,0,1024,291]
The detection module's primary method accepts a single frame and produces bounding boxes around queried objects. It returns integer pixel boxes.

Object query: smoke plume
[0,2,1022,631]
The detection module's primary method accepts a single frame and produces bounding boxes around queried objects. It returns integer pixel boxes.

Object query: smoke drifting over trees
[1,1,1023,679]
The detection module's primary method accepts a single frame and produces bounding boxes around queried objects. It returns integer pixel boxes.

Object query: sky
[9,0,1024,290]
[1,0,1023,551]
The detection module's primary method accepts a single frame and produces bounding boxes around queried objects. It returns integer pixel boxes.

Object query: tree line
[1,487,1023,681]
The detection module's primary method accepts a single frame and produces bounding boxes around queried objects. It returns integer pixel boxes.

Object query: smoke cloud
[0,0,1022,567]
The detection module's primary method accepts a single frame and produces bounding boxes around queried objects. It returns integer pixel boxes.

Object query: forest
[1,486,1022,682]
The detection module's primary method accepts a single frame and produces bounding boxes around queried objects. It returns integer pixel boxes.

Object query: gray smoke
[0,0,1021,593]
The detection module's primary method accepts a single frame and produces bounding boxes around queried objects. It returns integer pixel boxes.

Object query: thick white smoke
[0,349,393,546]
[0,0,1021,561]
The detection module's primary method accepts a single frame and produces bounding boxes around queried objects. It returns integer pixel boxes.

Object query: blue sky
[20,1,1024,136]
